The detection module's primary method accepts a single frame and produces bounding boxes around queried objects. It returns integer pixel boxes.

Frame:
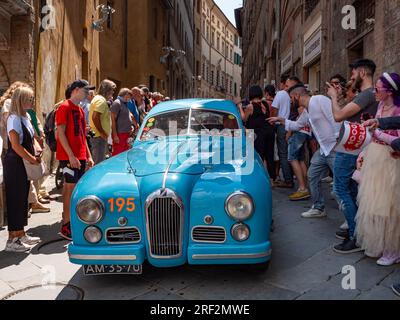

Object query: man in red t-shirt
[56,80,95,240]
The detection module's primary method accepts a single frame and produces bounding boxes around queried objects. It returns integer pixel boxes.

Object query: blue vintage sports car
[68,99,272,275]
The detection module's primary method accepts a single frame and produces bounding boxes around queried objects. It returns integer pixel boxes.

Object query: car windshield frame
[139,108,241,141]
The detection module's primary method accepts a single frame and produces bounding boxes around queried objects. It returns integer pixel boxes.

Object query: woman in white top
[4,86,42,253]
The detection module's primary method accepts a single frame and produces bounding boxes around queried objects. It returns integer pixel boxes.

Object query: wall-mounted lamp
[92,4,116,32]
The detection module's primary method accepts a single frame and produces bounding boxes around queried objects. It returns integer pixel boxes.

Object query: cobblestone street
[1,175,399,300]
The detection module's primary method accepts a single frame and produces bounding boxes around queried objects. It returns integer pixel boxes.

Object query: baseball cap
[349,59,377,74]
[68,79,96,92]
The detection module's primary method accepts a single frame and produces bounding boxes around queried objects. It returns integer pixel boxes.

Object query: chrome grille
[106,227,141,244]
[146,191,183,258]
[192,226,226,243]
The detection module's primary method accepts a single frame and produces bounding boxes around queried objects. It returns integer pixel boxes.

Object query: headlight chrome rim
[76,196,105,225]
[84,226,103,244]
[224,191,254,221]
[231,223,250,242]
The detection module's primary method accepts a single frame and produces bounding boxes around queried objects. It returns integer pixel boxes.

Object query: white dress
[355,105,400,257]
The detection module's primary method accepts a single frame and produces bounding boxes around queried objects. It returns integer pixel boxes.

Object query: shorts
[59,160,87,184]
[288,132,309,162]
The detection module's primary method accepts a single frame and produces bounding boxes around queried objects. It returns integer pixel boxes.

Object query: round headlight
[225,192,254,221]
[84,226,102,244]
[231,223,250,242]
[76,196,104,224]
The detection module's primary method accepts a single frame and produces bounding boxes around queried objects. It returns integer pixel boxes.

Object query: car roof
[146,99,241,119]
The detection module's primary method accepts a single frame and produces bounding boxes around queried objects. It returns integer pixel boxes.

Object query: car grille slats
[106,228,141,243]
[147,196,182,257]
[192,227,226,243]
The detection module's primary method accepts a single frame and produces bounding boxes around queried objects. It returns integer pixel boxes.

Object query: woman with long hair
[4,86,42,252]
[355,72,400,265]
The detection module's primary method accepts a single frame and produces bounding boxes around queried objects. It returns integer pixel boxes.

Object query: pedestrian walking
[4,86,41,252]
[56,80,95,240]
[327,59,379,254]
[89,79,116,164]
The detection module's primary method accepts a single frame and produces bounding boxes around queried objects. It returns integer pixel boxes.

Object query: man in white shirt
[271,75,293,188]
[269,85,341,218]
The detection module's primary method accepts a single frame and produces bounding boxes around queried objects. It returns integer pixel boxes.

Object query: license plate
[83,264,142,275]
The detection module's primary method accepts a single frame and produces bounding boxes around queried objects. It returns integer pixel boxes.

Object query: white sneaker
[376,254,400,266]
[301,208,327,218]
[5,238,31,253]
[340,221,349,230]
[20,234,41,246]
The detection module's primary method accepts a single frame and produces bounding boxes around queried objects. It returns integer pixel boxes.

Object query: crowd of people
[1,58,400,297]
[237,58,400,297]
[0,79,169,252]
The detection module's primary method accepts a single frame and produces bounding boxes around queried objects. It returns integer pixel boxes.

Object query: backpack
[44,108,57,152]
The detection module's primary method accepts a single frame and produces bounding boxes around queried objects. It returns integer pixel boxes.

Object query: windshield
[140,109,240,141]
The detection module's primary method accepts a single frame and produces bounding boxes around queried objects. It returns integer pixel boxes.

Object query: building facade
[0,0,101,225]
[195,0,242,101]
[98,0,194,99]
[168,0,195,99]
[238,0,400,97]
[0,0,35,96]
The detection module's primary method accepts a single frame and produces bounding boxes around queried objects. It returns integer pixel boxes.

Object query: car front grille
[192,226,226,243]
[146,195,183,258]
[106,227,141,243]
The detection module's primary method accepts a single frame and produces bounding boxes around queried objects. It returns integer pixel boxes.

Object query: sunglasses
[374,87,389,93]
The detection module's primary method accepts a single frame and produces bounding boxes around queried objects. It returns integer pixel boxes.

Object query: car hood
[127,137,247,177]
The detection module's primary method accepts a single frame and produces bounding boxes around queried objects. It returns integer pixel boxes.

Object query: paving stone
[0,279,14,299]
[379,268,400,288]
[237,283,300,300]
[264,254,348,294]
[176,276,265,300]
[267,251,306,275]
[352,257,398,291]
[133,287,186,300]
[355,285,400,300]
[0,260,41,284]
[67,270,155,300]
[140,265,204,293]
[296,279,361,300]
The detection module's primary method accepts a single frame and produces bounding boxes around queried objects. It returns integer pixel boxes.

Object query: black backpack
[44,108,57,152]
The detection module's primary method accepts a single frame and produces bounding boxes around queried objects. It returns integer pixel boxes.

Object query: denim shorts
[288,132,309,161]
